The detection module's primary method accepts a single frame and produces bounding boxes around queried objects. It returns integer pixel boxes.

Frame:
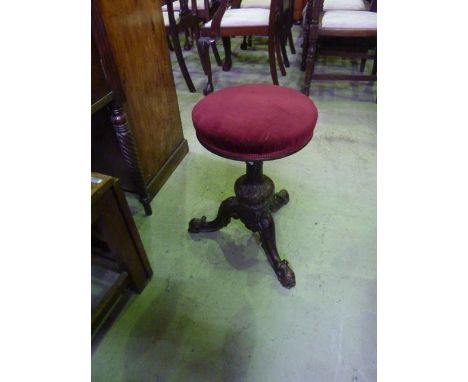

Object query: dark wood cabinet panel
[91,0,188,215]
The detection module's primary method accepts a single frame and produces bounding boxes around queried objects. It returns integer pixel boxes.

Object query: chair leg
[280,27,290,68]
[167,36,174,51]
[184,29,192,51]
[210,40,223,66]
[288,27,295,54]
[171,33,195,92]
[275,34,287,76]
[222,36,232,71]
[302,38,317,96]
[240,36,248,50]
[268,35,279,85]
[301,2,313,71]
[360,58,367,72]
[197,37,214,95]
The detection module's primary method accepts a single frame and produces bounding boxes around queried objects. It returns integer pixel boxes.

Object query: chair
[238,0,296,67]
[301,0,377,95]
[188,84,319,288]
[162,0,198,92]
[196,0,286,95]
[163,0,207,50]
[301,0,371,69]
[162,0,212,20]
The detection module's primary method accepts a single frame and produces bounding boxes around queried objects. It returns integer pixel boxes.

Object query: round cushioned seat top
[192,84,319,161]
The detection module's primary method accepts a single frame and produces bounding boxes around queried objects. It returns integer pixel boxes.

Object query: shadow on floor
[119,283,256,381]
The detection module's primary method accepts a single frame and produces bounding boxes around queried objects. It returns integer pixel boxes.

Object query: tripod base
[188,162,296,288]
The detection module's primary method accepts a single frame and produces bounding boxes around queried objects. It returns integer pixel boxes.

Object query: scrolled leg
[257,213,296,288]
[188,197,238,233]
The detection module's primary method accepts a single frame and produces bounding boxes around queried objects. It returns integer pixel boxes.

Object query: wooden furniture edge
[146,138,189,199]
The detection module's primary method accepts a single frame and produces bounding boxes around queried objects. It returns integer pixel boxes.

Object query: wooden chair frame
[164,0,198,92]
[301,0,377,95]
[197,0,285,95]
[237,0,296,68]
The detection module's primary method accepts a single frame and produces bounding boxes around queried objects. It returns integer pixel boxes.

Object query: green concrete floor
[92,26,376,381]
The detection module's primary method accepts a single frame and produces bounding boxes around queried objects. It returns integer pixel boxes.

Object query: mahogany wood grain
[91,39,111,107]
[97,0,185,183]
[92,0,188,215]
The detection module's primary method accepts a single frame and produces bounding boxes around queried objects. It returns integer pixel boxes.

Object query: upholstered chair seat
[301,0,377,94]
[163,11,180,27]
[204,8,271,28]
[162,0,207,11]
[323,0,367,11]
[240,0,271,8]
[321,10,376,30]
[303,0,367,18]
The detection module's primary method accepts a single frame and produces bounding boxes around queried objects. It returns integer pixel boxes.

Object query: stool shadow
[189,230,261,271]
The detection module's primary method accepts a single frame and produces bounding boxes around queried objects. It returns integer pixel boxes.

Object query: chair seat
[162,0,207,11]
[192,84,318,161]
[204,8,270,28]
[240,0,271,8]
[321,10,376,30]
[163,11,180,27]
[323,0,367,11]
[302,0,367,18]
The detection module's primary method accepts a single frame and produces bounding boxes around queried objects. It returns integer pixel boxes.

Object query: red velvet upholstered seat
[192,84,319,161]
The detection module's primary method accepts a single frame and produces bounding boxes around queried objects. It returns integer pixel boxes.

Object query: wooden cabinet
[91,0,188,215]
[91,173,153,340]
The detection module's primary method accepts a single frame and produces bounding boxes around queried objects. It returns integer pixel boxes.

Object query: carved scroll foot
[270,189,289,213]
[275,260,296,289]
[188,197,238,233]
